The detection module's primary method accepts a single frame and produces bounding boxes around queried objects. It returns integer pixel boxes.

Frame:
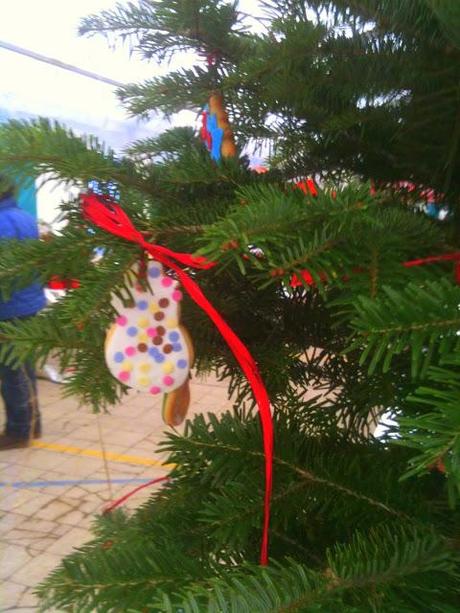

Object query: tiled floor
[0,375,231,611]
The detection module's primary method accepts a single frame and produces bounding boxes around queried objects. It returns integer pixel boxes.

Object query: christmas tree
[1,1,460,610]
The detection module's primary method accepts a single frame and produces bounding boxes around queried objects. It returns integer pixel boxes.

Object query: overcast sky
[0,0,262,148]
[0,0,196,146]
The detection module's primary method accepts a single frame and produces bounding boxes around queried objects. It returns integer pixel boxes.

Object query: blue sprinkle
[114,352,124,363]
[127,326,138,337]
[137,300,148,310]
[149,267,161,279]
[154,353,165,363]
[172,343,182,352]
[148,348,158,358]
[169,331,180,342]
[177,359,187,369]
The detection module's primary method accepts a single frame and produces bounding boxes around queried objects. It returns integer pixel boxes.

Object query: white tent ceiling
[0,0,197,151]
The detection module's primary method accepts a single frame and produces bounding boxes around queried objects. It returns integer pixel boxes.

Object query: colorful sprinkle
[149,266,161,279]
[121,361,133,372]
[148,347,158,358]
[162,362,174,374]
[162,277,173,288]
[114,352,124,363]
[137,343,148,352]
[163,344,173,354]
[139,363,151,373]
[157,326,166,336]
[154,352,165,363]
[127,326,138,337]
[172,343,182,352]
[116,315,127,326]
[137,300,148,310]
[177,359,188,369]
[149,302,160,314]
[153,336,163,346]
[166,318,178,329]
[125,346,136,357]
[159,298,169,308]
[138,332,148,343]
[138,376,150,387]
[154,312,165,321]
[118,371,130,382]
[163,375,174,386]
[150,386,161,395]
[172,290,183,302]
[137,317,149,329]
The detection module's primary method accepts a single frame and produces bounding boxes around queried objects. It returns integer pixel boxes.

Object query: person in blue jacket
[0,176,46,449]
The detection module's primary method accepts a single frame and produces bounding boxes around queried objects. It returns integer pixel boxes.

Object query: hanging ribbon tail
[80,193,273,565]
[159,255,273,566]
[402,252,460,268]
[103,476,170,514]
[81,194,144,243]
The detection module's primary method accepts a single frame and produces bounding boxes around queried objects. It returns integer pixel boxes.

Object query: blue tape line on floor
[1,477,153,489]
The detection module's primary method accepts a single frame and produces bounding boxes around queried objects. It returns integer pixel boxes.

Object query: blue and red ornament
[200,93,237,161]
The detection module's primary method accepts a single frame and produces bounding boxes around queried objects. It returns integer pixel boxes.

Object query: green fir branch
[346,279,460,377]
[397,352,460,506]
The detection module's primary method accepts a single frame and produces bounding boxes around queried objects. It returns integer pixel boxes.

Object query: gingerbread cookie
[105,260,194,424]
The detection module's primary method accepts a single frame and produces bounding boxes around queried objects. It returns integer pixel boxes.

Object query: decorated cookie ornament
[82,192,273,565]
[105,260,194,426]
[200,93,237,161]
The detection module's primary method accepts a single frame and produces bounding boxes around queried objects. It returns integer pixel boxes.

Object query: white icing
[105,261,190,394]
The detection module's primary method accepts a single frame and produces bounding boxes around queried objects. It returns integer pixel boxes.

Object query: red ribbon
[103,476,170,514]
[48,275,80,290]
[295,178,318,197]
[291,252,460,288]
[81,193,273,565]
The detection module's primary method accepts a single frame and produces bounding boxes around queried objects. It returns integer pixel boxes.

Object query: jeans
[0,359,41,439]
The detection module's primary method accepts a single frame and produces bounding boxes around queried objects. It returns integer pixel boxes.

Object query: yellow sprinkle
[138,332,148,343]
[162,362,174,374]
[138,316,149,328]
[122,361,133,372]
[149,302,160,314]
[139,363,151,373]
[166,318,178,329]
[137,376,150,387]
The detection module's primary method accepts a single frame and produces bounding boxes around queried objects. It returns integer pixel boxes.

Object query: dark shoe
[0,432,41,450]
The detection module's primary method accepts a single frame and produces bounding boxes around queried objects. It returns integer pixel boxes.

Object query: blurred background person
[0,175,46,449]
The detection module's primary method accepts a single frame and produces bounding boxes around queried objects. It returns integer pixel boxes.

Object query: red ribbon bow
[81,193,273,565]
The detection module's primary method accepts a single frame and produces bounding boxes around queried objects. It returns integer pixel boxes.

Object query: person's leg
[0,361,40,439]
[24,360,41,437]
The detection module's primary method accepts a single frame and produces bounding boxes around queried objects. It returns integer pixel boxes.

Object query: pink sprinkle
[116,315,127,326]
[125,346,136,356]
[149,386,161,395]
[172,290,183,302]
[161,277,173,288]
[119,371,130,382]
[147,327,157,337]
[163,375,174,386]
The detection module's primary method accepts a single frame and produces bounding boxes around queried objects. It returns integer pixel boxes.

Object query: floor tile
[0,579,27,610]
[45,526,94,556]
[1,373,233,609]
[0,544,32,580]
[12,551,65,587]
